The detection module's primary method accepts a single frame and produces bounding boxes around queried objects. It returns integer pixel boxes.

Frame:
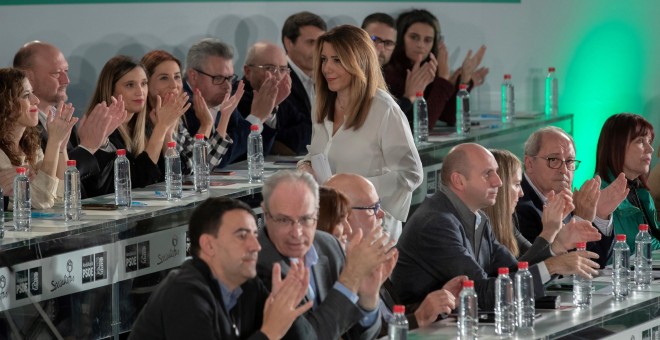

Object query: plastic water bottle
[501,74,515,123]
[64,160,81,221]
[544,67,558,117]
[634,225,652,289]
[456,84,470,136]
[114,149,132,208]
[0,186,4,238]
[495,267,515,335]
[387,305,408,340]
[193,133,210,193]
[573,242,592,308]
[515,261,535,329]
[247,125,264,183]
[458,279,478,339]
[13,167,31,231]
[612,234,630,300]
[165,141,183,200]
[413,92,428,145]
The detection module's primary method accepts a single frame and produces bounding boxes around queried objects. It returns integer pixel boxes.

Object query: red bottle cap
[575,242,586,249]
[393,305,405,314]
[415,91,423,97]
[504,74,511,79]
[116,149,126,156]
[167,141,176,148]
[639,224,649,231]
[463,280,474,288]
[616,234,626,241]
[548,67,556,72]
[16,167,26,174]
[459,84,468,90]
[250,124,259,131]
[498,267,509,275]
[67,160,76,167]
[195,133,204,140]
[518,261,529,270]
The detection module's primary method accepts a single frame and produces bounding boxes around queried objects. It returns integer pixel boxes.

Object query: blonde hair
[483,149,521,257]
[85,55,147,154]
[313,25,388,130]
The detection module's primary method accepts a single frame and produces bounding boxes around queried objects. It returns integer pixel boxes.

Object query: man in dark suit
[12,41,123,198]
[516,126,628,267]
[130,197,315,340]
[392,143,599,310]
[239,41,311,155]
[182,38,276,168]
[257,170,391,340]
[281,12,326,122]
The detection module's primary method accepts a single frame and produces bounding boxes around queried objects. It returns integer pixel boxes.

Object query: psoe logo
[0,275,8,300]
[51,259,75,293]
[157,235,180,266]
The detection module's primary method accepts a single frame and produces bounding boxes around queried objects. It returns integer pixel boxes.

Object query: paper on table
[428,133,467,142]
[83,209,145,216]
[209,182,262,190]
[311,153,332,184]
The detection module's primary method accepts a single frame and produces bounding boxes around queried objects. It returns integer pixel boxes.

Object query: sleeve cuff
[537,262,551,283]
[332,282,358,304]
[592,215,613,236]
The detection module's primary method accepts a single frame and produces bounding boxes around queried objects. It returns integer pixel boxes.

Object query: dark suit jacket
[181,82,276,168]
[38,121,98,198]
[392,189,546,310]
[515,176,615,268]
[288,64,312,116]
[129,257,315,340]
[257,228,380,340]
[237,78,312,155]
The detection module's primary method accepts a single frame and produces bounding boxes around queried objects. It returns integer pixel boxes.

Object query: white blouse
[0,148,63,210]
[305,89,423,222]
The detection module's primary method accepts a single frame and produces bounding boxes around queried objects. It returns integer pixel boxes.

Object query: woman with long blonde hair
[299,25,423,239]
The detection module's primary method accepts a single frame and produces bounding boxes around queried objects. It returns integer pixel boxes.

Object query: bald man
[326,173,465,329]
[13,41,122,198]
[392,143,599,310]
[238,41,312,155]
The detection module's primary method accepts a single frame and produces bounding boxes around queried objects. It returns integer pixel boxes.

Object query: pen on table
[31,212,63,218]
[132,201,147,207]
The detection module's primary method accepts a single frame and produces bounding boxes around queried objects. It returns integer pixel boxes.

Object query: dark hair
[390,9,440,67]
[281,11,327,51]
[318,187,350,236]
[596,113,655,187]
[0,68,40,168]
[189,197,257,257]
[361,12,395,30]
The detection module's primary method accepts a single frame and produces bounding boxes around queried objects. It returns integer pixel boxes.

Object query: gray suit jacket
[391,189,546,310]
[257,229,381,340]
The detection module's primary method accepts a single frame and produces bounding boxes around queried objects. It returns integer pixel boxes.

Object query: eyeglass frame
[351,199,382,216]
[193,68,237,85]
[370,36,396,50]
[265,211,318,228]
[247,64,291,74]
[532,156,582,171]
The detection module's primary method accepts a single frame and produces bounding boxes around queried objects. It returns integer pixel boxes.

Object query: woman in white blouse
[299,25,423,238]
[0,68,77,209]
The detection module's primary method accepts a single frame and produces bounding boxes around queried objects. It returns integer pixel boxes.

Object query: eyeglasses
[248,64,291,74]
[266,212,317,228]
[533,156,581,171]
[193,68,237,85]
[352,199,381,216]
[371,36,396,50]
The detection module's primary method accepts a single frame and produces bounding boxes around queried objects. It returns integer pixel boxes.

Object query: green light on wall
[564,21,644,186]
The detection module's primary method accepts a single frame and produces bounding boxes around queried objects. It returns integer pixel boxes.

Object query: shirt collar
[288,56,312,84]
[218,279,243,312]
[524,172,548,204]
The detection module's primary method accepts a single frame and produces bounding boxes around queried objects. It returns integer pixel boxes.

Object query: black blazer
[288,64,312,115]
[515,176,615,268]
[392,189,546,310]
[237,78,312,155]
[181,82,276,168]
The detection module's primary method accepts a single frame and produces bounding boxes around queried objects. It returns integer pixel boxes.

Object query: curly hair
[0,68,40,168]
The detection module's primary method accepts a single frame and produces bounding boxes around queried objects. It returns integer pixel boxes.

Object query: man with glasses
[361,13,397,67]
[183,38,276,167]
[257,170,394,340]
[238,41,312,155]
[326,173,465,330]
[517,126,628,266]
